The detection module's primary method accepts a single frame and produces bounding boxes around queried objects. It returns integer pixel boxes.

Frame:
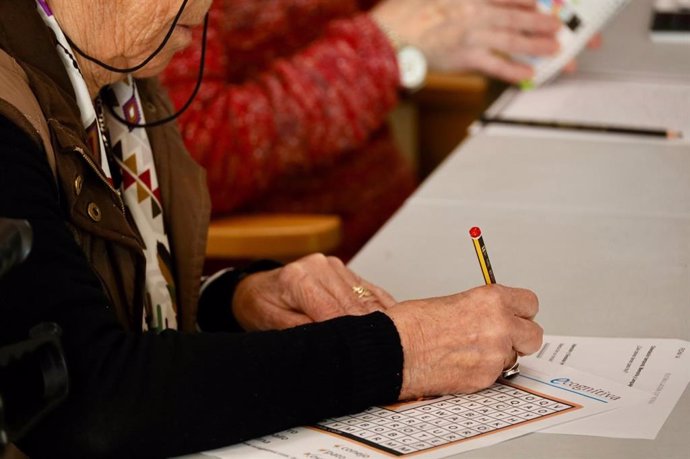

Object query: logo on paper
[550,377,621,401]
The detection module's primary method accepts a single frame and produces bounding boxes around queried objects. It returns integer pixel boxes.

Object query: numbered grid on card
[315,383,577,456]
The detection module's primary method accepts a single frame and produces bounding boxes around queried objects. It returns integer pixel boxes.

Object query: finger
[489,0,538,9]
[563,60,577,74]
[278,255,352,320]
[296,254,365,315]
[324,257,383,315]
[504,286,539,319]
[474,29,559,56]
[459,49,534,83]
[346,277,387,314]
[310,256,392,315]
[348,280,393,314]
[588,33,603,49]
[360,279,397,309]
[323,258,395,313]
[487,7,562,35]
[509,316,544,356]
[503,349,519,371]
[295,279,352,322]
[325,257,371,312]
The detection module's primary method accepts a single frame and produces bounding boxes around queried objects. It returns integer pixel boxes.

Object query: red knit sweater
[162,0,417,258]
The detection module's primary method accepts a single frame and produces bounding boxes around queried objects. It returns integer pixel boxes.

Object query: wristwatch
[375,20,428,92]
[396,44,428,92]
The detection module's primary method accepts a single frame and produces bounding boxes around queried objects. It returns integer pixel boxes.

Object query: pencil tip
[667,131,683,140]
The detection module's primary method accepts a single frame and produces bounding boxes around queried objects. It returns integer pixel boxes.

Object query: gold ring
[352,285,372,299]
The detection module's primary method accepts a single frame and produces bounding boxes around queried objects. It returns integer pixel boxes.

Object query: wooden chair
[206,214,342,261]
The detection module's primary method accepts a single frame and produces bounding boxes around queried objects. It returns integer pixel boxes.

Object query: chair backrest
[206,214,342,261]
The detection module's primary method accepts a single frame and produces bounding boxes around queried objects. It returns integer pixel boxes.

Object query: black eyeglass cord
[106,14,209,129]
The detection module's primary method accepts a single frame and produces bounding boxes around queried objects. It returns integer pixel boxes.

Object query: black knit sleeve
[0,114,403,459]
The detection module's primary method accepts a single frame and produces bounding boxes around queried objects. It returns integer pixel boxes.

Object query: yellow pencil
[469,227,519,379]
[469,226,495,285]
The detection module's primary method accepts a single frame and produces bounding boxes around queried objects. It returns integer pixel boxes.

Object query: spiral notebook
[515,0,631,87]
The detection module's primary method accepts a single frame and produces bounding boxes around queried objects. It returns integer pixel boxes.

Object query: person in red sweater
[162,0,560,259]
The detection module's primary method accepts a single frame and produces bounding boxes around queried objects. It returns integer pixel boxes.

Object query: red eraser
[469,227,482,238]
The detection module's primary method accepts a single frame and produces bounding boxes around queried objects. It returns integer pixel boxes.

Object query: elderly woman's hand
[386,284,542,399]
[371,0,561,83]
[232,254,397,331]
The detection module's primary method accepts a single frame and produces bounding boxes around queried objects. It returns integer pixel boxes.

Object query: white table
[577,0,690,81]
[347,2,690,456]
[348,130,690,458]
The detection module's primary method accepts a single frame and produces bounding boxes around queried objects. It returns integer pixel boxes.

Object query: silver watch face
[398,45,428,91]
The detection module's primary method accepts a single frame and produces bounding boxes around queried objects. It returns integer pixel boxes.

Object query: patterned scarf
[36,0,178,332]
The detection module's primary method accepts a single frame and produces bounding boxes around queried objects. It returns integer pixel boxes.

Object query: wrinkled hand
[386,284,542,399]
[232,253,396,331]
[371,0,561,83]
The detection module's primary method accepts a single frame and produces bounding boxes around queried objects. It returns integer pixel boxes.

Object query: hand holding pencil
[386,283,542,399]
[384,228,542,399]
[379,224,543,400]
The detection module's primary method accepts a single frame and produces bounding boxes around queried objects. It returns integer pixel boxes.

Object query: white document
[200,359,647,459]
[524,336,690,439]
[485,75,690,141]
[516,0,630,87]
